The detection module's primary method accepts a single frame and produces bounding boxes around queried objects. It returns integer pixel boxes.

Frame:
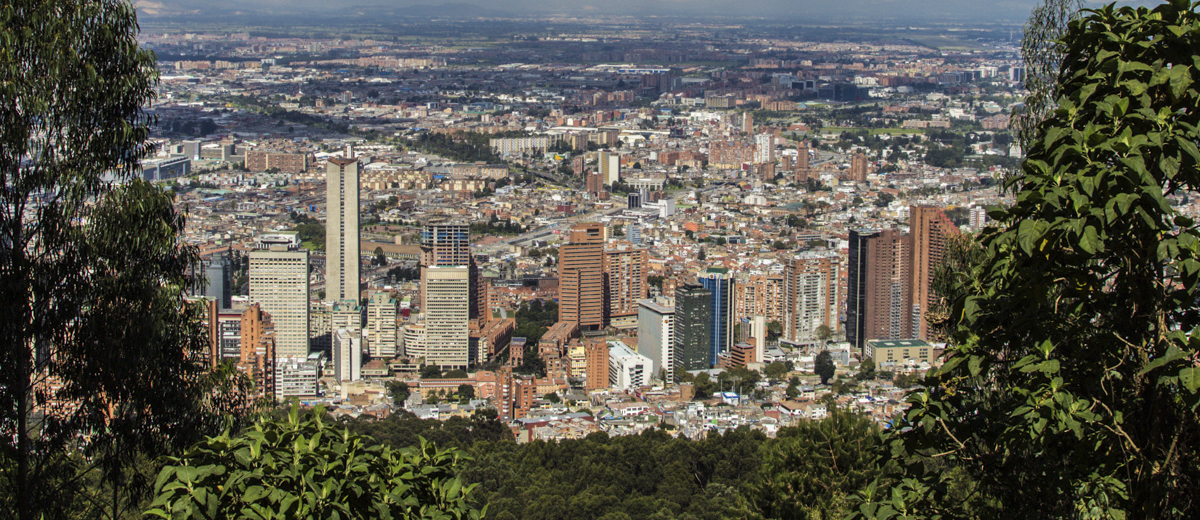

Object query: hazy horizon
[130,0,1089,24]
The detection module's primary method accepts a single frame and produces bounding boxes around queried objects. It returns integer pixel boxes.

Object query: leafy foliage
[854,2,1200,518]
[146,406,485,520]
[749,408,882,520]
[814,351,836,385]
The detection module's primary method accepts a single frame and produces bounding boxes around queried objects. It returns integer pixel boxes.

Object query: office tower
[584,338,609,391]
[754,133,774,164]
[909,206,960,340]
[326,156,360,303]
[421,220,471,266]
[627,191,642,209]
[333,329,361,382]
[422,265,470,369]
[308,301,333,354]
[603,242,649,324]
[674,282,713,372]
[699,267,735,366]
[559,223,606,331]
[846,229,878,352]
[367,292,398,358]
[599,151,620,185]
[203,254,232,309]
[783,252,841,342]
[848,229,913,353]
[850,153,869,182]
[248,247,309,358]
[742,112,754,134]
[637,297,675,382]
[421,220,483,322]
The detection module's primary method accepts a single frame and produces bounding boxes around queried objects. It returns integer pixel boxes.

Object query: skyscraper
[742,112,754,134]
[326,156,360,303]
[699,267,735,366]
[754,133,774,164]
[637,297,675,382]
[846,229,879,352]
[674,283,712,372]
[559,223,606,331]
[249,247,310,358]
[783,252,841,342]
[909,206,960,340]
[422,265,470,369]
[421,220,484,322]
[203,254,232,309]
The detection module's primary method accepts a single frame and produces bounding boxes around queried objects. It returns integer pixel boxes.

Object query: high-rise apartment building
[783,252,841,342]
[734,273,785,325]
[559,223,606,331]
[674,283,713,372]
[584,338,610,391]
[909,206,960,340]
[847,229,913,353]
[742,112,754,134]
[637,297,675,383]
[700,267,735,366]
[367,292,398,358]
[422,265,471,369]
[754,133,775,164]
[248,247,309,358]
[850,153,869,182]
[326,156,360,303]
[586,171,604,196]
[603,242,649,325]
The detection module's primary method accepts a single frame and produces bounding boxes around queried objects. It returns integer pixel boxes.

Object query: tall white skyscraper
[249,247,310,358]
[326,156,360,303]
[754,133,775,163]
[422,265,470,369]
[637,297,675,383]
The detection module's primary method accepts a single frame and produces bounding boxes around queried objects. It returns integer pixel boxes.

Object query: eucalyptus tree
[0,1,251,518]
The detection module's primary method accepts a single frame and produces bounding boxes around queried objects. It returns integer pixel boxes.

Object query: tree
[457,384,476,401]
[373,246,387,266]
[145,406,485,519]
[814,324,833,342]
[1012,0,1087,155]
[814,351,835,385]
[854,3,1200,518]
[387,380,411,407]
[544,392,560,403]
[0,4,252,518]
[873,192,895,207]
[856,357,876,381]
[763,361,790,381]
[749,409,882,520]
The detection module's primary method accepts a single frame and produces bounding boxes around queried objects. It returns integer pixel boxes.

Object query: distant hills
[134,0,1052,23]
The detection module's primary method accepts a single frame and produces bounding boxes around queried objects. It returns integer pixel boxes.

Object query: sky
[132,0,1061,23]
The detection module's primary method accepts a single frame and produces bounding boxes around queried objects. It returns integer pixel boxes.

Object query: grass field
[823,127,925,135]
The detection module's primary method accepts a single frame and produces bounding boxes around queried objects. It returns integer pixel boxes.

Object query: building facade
[326,156,361,303]
[248,247,309,358]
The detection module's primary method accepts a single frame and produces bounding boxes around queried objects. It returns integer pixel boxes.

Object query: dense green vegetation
[411,131,520,163]
[853,2,1200,518]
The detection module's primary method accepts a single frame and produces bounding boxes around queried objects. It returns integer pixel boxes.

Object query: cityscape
[4,0,1200,518]
[154,12,1029,436]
